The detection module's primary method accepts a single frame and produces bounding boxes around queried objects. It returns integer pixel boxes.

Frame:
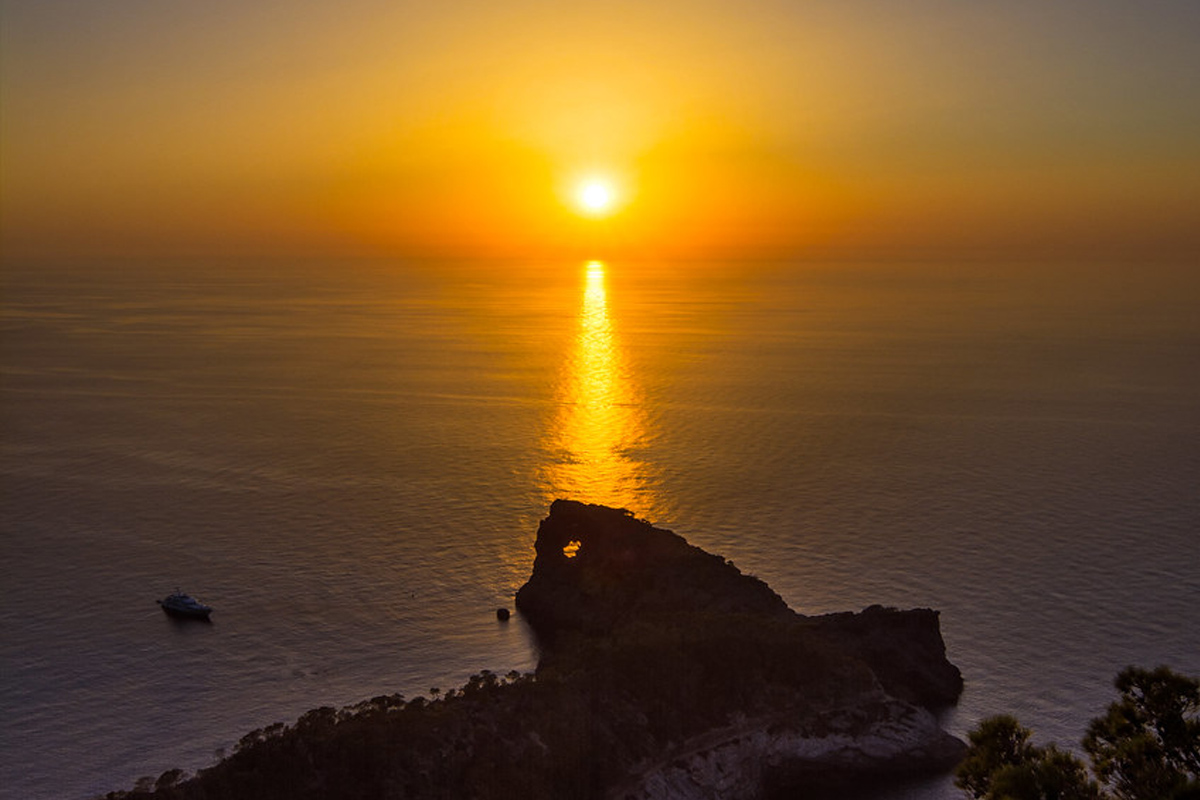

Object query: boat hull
[159,603,212,620]
[157,592,213,620]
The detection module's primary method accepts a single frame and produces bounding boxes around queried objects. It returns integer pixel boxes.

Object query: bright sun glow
[577,180,615,215]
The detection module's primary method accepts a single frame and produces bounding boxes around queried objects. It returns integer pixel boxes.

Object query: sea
[2,257,1197,800]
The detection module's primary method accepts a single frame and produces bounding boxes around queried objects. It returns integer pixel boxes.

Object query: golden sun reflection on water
[538,261,655,511]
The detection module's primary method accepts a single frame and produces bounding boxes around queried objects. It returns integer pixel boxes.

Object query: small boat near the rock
[158,590,213,620]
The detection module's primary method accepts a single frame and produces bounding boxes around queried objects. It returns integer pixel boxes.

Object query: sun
[576,179,615,216]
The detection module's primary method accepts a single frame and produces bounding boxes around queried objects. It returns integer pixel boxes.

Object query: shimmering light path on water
[539,261,657,514]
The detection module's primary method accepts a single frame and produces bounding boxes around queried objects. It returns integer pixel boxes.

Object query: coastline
[102,501,965,799]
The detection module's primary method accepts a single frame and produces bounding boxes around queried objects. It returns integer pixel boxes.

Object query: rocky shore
[518,500,965,799]
[613,695,963,799]
[104,500,964,800]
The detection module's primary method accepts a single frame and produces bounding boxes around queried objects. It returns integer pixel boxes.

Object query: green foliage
[959,666,1199,800]
[956,717,1099,800]
[1083,666,1200,800]
[956,715,1036,798]
[992,745,1103,800]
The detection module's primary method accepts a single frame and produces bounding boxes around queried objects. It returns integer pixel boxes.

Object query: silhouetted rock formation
[516,499,791,634]
[812,605,964,708]
[517,500,962,708]
[104,500,965,800]
[516,500,965,798]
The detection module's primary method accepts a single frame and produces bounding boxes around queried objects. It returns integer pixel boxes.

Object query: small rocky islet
[106,500,965,800]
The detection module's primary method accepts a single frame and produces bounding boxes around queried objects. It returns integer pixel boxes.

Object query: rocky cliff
[516,500,965,798]
[516,500,962,706]
[106,500,965,800]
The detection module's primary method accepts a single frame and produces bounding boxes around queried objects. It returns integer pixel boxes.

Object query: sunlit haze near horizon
[2,0,1198,262]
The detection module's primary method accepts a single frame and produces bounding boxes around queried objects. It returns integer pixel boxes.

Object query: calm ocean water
[2,258,1198,799]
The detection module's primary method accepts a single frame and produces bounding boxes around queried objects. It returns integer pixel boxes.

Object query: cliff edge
[515,500,964,798]
[517,500,962,707]
[105,500,965,800]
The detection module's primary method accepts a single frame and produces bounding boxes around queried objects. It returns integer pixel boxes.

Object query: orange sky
[2,1,1198,261]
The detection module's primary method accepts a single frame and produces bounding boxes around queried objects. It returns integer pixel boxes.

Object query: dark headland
[105,500,965,800]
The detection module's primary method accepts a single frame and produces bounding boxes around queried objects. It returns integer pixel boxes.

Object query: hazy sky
[2,1,1198,260]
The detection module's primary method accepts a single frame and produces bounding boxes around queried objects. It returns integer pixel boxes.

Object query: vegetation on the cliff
[101,501,964,800]
[104,670,599,800]
[100,616,875,800]
[956,666,1200,800]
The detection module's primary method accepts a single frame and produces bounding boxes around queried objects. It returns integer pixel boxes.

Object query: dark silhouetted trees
[1083,666,1200,800]
[957,666,1199,800]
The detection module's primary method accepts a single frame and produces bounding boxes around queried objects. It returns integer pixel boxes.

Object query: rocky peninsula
[105,501,965,800]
